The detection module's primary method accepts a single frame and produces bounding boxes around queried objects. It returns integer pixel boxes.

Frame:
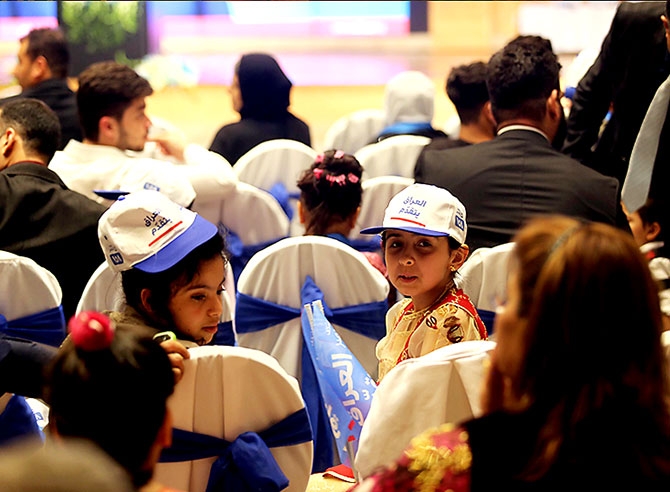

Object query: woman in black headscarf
[209,53,312,165]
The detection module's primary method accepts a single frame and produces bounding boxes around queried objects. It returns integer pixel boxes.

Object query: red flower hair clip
[69,311,115,351]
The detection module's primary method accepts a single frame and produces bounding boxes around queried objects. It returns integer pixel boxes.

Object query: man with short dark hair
[0,98,106,319]
[1,28,82,149]
[49,61,236,217]
[414,36,619,253]
[422,61,496,151]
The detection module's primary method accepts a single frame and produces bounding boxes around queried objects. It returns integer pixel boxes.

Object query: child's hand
[159,339,191,383]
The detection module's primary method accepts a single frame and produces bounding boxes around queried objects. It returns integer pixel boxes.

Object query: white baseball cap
[360,183,467,244]
[98,190,218,273]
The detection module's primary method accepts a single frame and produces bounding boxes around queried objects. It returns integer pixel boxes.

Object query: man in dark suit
[0,98,106,320]
[1,28,82,149]
[414,35,619,253]
[562,1,670,188]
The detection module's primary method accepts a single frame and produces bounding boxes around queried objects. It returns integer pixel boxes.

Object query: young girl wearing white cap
[361,183,487,382]
[97,190,229,347]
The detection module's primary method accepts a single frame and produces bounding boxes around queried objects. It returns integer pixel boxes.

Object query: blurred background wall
[0,1,620,151]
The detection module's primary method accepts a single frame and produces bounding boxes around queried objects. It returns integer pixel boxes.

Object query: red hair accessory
[313,168,324,179]
[347,173,359,184]
[69,311,115,351]
[333,150,345,159]
[314,154,325,164]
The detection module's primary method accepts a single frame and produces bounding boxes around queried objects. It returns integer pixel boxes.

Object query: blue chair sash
[477,308,496,336]
[0,306,66,347]
[235,276,386,472]
[268,182,294,222]
[0,394,42,446]
[225,229,287,286]
[377,121,434,140]
[159,408,312,492]
[211,320,236,346]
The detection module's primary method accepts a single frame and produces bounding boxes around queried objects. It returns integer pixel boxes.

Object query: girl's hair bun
[68,311,116,351]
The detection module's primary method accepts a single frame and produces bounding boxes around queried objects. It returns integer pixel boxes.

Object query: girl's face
[384,229,467,311]
[168,255,226,345]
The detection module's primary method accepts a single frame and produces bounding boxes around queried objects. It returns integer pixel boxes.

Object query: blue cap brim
[359,225,449,237]
[94,190,130,200]
[133,215,218,273]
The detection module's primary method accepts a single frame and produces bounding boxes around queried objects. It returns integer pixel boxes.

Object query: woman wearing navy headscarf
[209,53,312,164]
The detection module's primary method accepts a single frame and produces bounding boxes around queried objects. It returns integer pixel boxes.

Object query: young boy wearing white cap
[361,183,487,382]
[97,190,229,347]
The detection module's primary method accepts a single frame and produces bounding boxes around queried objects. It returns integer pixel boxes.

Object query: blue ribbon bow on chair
[159,408,312,492]
[0,306,66,347]
[235,276,386,472]
[267,182,296,222]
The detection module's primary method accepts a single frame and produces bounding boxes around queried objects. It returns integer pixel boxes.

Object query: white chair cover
[349,175,415,244]
[76,261,237,338]
[0,251,62,321]
[219,182,290,245]
[457,242,515,336]
[354,340,496,479]
[233,139,317,237]
[354,134,431,181]
[235,235,389,382]
[154,345,313,492]
[322,109,386,155]
[0,250,65,346]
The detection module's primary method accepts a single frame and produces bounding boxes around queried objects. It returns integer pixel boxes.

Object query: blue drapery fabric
[377,121,434,140]
[0,394,42,446]
[159,408,312,492]
[477,308,496,336]
[211,320,236,346]
[268,182,295,222]
[225,229,287,285]
[0,306,66,347]
[235,276,386,471]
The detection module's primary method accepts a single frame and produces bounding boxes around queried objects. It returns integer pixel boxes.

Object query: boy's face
[167,255,226,345]
[383,229,466,311]
[115,96,151,151]
[622,201,658,247]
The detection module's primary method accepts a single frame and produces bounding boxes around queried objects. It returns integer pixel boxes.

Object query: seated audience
[0,97,106,320]
[1,27,82,149]
[209,53,311,165]
[426,61,496,150]
[360,183,487,382]
[45,311,179,492]
[351,216,670,491]
[373,70,447,143]
[98,190,229,347]
[414,35,619,253]
[49,61,236,209]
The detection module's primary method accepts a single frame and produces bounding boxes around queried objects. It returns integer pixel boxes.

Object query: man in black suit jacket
[0,98,106,320]
[562,1,670,188]
[1,28,82,150]
[414,35,619,253]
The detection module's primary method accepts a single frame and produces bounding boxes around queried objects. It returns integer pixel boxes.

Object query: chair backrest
[234,139,317,194]
[457,242,515,336]
[217,182,290,285]
[349,175,415,244]
[354,134,431,180]
[154,345,313,492]
[354,340,496,479]
[76,261,237,340]
[0,250,66,346]
[235,235,389,381]
[322,108,386,155]
[233,139,317,237]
